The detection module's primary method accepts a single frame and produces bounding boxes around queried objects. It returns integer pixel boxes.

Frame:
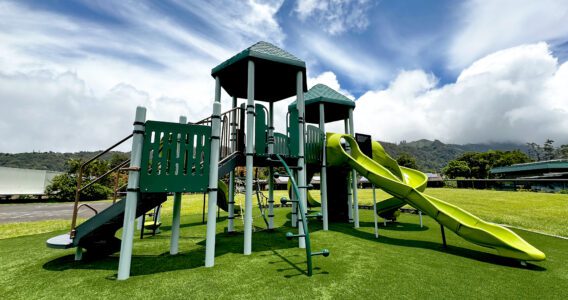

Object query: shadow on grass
[358,221,429,232]
[42,226,309,279]
[333,222,546,271]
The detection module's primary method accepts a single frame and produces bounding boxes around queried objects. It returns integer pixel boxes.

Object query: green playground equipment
[326,133,546,262]
[46,40,544,281]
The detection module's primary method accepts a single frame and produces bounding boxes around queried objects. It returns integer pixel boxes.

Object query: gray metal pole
[268,102,275,230]
[244,60,255,255]
[318,103,328,231]
[291,169,297,228]
[205,77,222,267]
[372,185,378,238]
[170,115,187,255]
[117,106,146,280]
[296,71,307,249]
[348,108,359,228]
[344,119,353,223]
[228,96,237,233]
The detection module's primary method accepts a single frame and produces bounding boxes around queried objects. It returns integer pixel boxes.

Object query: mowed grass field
[1,188,567,299]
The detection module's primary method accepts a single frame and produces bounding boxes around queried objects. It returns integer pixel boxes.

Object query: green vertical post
[170,115,187,255]
[205,77,222,267]
[268,101,275,229]
[344,119,353,222]
[348,108,359,228]
[117,106,146,280]
[319,103,328,231]
[228,96,237,233]
[244,60,255,255]
[296,70,307,249]
[291,169,297,228]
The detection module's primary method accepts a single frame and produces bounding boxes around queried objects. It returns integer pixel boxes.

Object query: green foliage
[45,173,112,201]
[395,152,418,169]
[442,160,470,178]
[526,139,568,161]
[443,150,531,179]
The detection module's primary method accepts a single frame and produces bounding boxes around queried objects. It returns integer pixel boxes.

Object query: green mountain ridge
[0,140,529,173]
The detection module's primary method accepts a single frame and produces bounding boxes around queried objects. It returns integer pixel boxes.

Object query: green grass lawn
[1,189,568,299]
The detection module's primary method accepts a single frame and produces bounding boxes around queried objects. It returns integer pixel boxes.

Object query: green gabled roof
[490,159,568,174]
[212,41,305,75]
[289,84,355,124]
[211,41,307,102]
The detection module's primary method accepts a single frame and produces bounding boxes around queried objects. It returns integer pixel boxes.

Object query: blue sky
[1,0,568,152]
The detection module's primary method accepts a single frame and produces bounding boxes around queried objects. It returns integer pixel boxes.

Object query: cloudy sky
[1,0,567,153]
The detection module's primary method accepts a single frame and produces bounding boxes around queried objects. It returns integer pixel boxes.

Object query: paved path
[0,202,112,223]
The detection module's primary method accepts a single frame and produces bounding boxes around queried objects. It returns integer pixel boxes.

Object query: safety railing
[271,154,329,276]
[196,106,244,161]
[70,134,133,238]
[305,125,324,164]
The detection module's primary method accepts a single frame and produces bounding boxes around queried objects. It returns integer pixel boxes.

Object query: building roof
[0,167,61,195]
[211,41,307,102]
[490,159,568,174]
[288,84,356,123]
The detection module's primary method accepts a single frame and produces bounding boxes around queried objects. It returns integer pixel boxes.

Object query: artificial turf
[1,191,567,299]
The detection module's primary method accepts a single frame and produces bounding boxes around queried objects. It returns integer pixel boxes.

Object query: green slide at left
[326,132,545,262]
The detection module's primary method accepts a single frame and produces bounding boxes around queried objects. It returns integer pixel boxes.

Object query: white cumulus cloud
[449,0,568,69]
[295,0,373,35]
[354,43,568,145]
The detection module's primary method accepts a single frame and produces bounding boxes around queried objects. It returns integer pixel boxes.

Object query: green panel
[273,132,289,156]
[140,121,211,193]
[287,107,299,157]
[305,125,324,164]
[255,104,268,155]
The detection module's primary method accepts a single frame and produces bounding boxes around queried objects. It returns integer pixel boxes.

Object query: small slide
[326,133,545,261]
[47,193,167,255]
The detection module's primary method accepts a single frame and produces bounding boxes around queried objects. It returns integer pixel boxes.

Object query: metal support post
[117,106,146,280]
[244,60,255,255]
[268,102,275,229]
[296,71,307,249]
[319,103,328,231]
[205,77,222,267]
[170,115,186,255]
[344,120,353,222]
[372,185,378,238]
[348,108,359,228]
[228,96,237,233]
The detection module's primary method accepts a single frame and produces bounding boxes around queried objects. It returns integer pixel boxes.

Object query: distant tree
[442,160,471,179]
[448,149,530,178]
[558,145,568,159]
[109,153,130,168]
[526,142,543,161]
[45,173,112,201]
[543,139,555,160]
[396,152,418,169]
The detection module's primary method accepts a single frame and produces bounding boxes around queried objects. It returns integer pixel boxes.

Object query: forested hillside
[380,139,528,172]
[0,151,128,172]
[0,139,529,173]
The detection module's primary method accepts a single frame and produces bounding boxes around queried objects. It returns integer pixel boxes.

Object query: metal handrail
[70,133,134,238]
[79,159,130,192]
[77,203,98,215]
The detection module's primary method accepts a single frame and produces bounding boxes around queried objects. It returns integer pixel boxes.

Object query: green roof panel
[211,41,307,102]
[490,160,568,174]
[288,84,356,123]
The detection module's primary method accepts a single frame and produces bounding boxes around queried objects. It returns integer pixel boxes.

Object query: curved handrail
[70,133,133,238]
[274,154,329,276]
[77,203,98,215]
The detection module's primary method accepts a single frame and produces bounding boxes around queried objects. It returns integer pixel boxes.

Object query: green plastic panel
[140,121,211,193]
[273,132,289,156]
[305,125,324,164]
[287,107,299,157]
[255,104,268,155]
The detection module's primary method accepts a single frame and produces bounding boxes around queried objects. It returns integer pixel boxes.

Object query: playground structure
[46,41,545,280]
